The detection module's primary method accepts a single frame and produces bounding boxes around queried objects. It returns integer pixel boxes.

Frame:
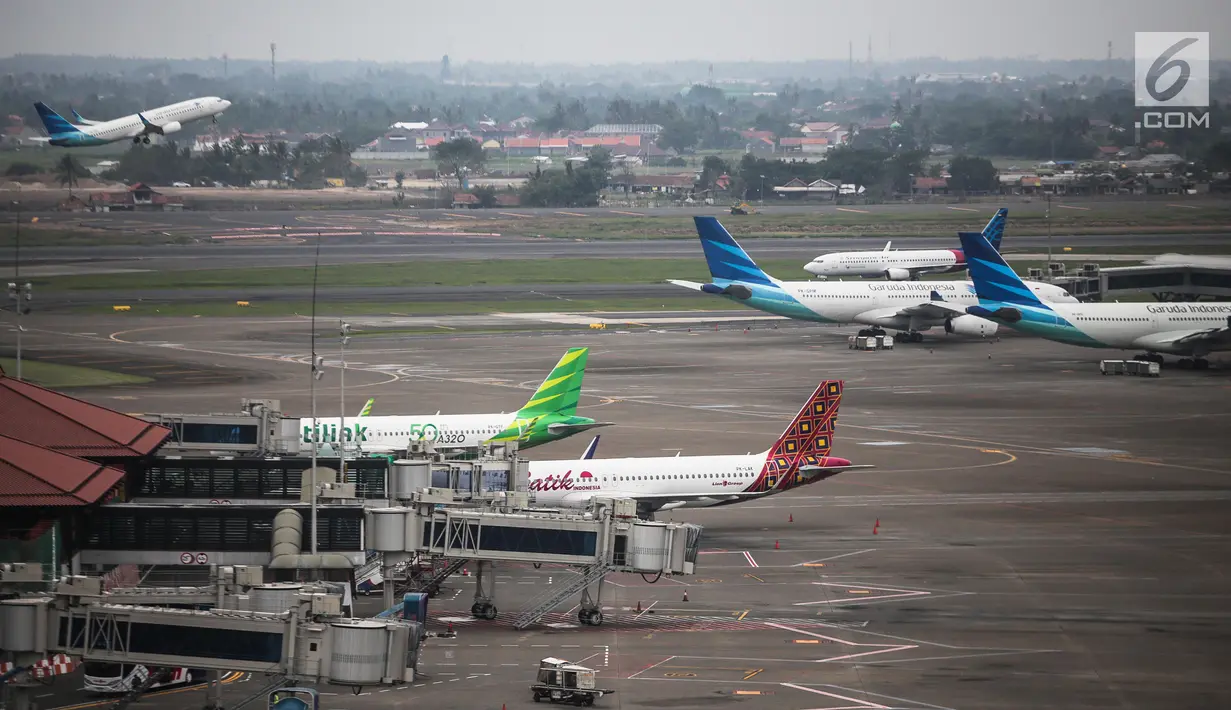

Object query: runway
[13,312,1231,710]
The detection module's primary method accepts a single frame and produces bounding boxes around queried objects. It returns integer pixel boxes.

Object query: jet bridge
[0,573,425,710]
[365,490,702,628]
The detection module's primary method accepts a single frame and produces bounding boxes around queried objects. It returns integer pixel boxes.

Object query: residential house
[744,135,776,155]
[911,177,949,196]
[773,177,839,200]
[87,183,183,212]
[505,137,547,157]
[800,121,839,135]
[539,138,570,156]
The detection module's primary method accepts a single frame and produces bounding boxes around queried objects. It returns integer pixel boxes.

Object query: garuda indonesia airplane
[952,229,1231,369]
[34,97,231,147]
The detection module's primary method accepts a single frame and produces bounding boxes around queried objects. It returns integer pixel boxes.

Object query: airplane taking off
[670,216,1077,342]
[527,380,867,518]
[804,208,1007,280]
[34,97,231,147]
[955,230,1231,369]
[300,347,611,453]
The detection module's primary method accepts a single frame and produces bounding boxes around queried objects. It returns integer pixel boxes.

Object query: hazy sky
[3,0,1228,63]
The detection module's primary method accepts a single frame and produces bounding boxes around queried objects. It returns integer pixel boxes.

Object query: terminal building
[1032,254,1231,303]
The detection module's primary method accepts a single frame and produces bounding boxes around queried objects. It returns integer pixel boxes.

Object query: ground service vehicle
[531,657,614,706]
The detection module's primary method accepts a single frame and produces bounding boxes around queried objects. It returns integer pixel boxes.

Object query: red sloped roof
[0,375,170,458]
[0,434,126,507]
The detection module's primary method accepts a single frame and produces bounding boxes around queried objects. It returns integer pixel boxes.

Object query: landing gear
[132,136,141,144]
[142,136,151,144]
[577,575,607,626]
[901,331,924,343]
[1134,353,1165,366]
[470,560,497,620]
[856,328,888,338]
[1177,358,1210,370]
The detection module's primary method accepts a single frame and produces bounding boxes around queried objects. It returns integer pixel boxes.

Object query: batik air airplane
[804,208,1007,280]
[527,380,868,517]
[34,97,231,147]
[950,229,1231,370]
[670,216,1077,342]
[300,348,611,453]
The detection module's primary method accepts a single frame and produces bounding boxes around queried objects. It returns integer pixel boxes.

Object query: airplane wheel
[857,329,873,337]
[1195,358,1210,370]
[470,602,482,617]
[132,137,141,144]
[590,610,603,626]
[142,136,151,144]
[483,604,498,620]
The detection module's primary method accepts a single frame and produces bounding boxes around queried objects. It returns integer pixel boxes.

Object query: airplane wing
[546,421,614,436]
[1133,325,1231,352]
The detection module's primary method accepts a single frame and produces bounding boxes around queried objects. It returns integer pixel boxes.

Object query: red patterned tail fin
[749,381,844,493]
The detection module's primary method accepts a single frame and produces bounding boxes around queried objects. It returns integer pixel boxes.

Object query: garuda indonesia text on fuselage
[34,97,231,147]
[670,216,1077,341]
[955,229,1231,369]
[300,347,610,453]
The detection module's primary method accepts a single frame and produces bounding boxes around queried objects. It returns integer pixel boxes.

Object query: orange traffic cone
[447,621,454,634]
[774,539,780,549]
[682,589,689,602]
[789,513,794,523]
[873,519,880,535]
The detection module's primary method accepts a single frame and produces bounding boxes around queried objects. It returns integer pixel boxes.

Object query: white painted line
[766,623,917,663]
[793,582,930,606]
[628,656,676,680]
[743,551,759,568]
[1167,203,1197,209]
[1056,204,1090,211]
[792,549,875,567]
[946,206,979,212]
[780,683,890,709]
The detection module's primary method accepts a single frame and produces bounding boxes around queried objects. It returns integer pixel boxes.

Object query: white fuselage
[775,278,1075,327]
[1011,301,1231,354]
[300,413,513,453]
[527,453,765,509]
[76,97,230,144]
[805,249,963,278]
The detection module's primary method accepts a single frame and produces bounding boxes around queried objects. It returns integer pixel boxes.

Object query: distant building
[87,183,183,212]
[774,177,839,200]
[584,124,663,136]
[609,174,695,196]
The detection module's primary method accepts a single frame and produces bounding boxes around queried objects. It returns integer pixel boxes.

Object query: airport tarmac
[9,311,1231,709]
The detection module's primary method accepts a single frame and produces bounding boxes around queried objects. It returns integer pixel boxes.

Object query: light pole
[309,232,323,557]
[8,200,31,381]
[338,320,351,480]
[759,174,766,206]
[1045,192,1053,279]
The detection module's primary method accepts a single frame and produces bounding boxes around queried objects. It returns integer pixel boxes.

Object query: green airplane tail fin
[515,347,590,417]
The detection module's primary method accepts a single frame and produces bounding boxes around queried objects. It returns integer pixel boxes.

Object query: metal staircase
[397,557,468,596]
[512,564,613,630]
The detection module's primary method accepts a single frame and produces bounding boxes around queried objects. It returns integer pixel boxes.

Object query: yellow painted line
[609,210,644,216]
[500,211,532,218]
[742,669,763,680]
[734,690,764,695]
[847,589,870,594]
[743,573,765,583]
[51,672,244,710]
[801,563,826,567]
[556,211,587,217]
[443,212,479,219]
[835,207,870,214]
[979,448,1006,454]
[946,206,979,212]
[793,638,821,644]
[737,609,750,621]
[1167,203,1197,209]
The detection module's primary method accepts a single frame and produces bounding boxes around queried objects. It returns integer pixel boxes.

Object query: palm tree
[54,154,86,196]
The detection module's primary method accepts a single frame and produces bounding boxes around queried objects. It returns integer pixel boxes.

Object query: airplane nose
[221,100,231,110]
[804,262,821,274]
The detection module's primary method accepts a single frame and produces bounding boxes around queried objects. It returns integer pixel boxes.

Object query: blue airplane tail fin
[692,216,775,286]
[957,231,1049,309]
[34,102,79,136]
[982,208,1008,251]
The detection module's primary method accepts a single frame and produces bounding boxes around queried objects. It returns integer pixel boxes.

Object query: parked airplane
[804,208,1007,280]
[34,97,231,147]
[953,230,1231,369]
[300,347,611,453]
[670,216,1077,342]
[527,380,867,517]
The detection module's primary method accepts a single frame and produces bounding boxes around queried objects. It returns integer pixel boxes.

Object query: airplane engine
[160,121,183,135]
[945,314,999,337]
[884,268,912,281]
